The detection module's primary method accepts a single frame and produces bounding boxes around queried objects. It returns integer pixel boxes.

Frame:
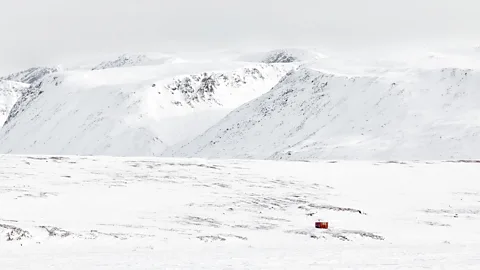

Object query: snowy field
[1,155,480,269]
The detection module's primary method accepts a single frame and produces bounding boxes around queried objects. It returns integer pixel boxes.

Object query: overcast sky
[1,0,479,74]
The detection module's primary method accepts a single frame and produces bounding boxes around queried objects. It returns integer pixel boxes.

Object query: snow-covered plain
[1,155,480,269]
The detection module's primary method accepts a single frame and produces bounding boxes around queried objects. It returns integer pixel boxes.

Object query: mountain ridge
[165,65,480,160]
[0,67,60,85]
[0,61,295,156]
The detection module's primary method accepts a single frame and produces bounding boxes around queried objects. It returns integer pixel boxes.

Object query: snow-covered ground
[1,155,480,269]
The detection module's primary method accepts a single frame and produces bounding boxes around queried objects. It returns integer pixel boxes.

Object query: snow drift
[0,62,294,156]
[168,66,480,160]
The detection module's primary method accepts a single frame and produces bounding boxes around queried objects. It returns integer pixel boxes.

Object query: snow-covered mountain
[3,47,480,159]
[167,65,480,160]
[0,80,29,126]
[0,61,294,156]
[238,48,326,64]
[91,53,185,70]
[0,67,60,84]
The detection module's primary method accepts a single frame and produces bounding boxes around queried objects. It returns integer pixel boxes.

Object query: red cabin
[315,221,329,229]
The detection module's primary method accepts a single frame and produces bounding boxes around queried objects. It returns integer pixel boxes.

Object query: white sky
[1,0,479,74]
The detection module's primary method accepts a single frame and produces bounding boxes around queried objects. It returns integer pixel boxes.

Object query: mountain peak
[237,48,327,64]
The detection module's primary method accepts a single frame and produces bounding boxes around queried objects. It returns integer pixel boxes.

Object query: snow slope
[1,155,480,269]
[0,67,57,126]
[169,65,480,160]
[0,62,294,156]
[0,80,29,126]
